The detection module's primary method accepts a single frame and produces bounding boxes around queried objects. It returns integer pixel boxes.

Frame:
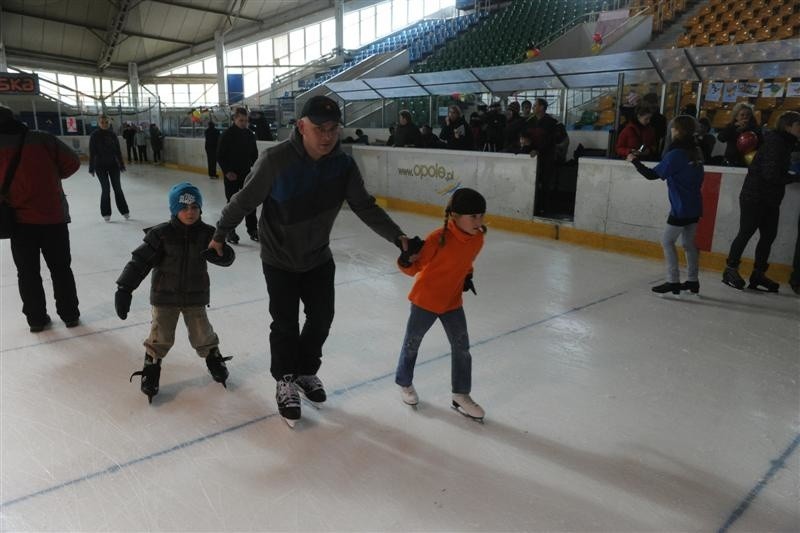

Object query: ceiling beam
[98,0,135,70]
[5,47,129,77]
[146,0,262,24]
[3,8,195,46]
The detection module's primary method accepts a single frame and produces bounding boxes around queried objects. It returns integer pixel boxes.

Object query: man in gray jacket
[209,96,410,426]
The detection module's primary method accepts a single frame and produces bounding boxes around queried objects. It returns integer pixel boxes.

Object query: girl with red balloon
[716,102,762,167]
[722,111,800,292]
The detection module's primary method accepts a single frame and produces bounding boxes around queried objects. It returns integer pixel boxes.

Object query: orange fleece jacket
[400,219,484,314]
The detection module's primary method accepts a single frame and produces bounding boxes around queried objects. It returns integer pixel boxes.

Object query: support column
[215,30,227,106]
[128,62,140,109]
[335,0,344,59]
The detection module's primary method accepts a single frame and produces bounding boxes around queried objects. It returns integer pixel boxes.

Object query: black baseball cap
[301,96,342,125]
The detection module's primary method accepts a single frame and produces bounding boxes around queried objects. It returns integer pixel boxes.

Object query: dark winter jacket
[0,121,79,225]
[204,126,220,151]
[740,129,797,207]
[439,116,472,151]
[217,125,258,178]
[89,128,124,172]
[149,126,164,150]
[633,138,704,224]
[117,218,216,306]
[393,122,421,147]
[214,128,404,272]
[716,119,761,167]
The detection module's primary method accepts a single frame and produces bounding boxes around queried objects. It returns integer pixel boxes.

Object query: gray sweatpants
[144,305,219,360]
[661,223,699,283]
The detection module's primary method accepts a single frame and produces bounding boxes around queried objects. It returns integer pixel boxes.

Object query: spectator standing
[204,120,220,179]
[149,123,164,164]
[615,107,657,160]
[122,123,138,163]
[419,124,445,149]
[393,110,421,147]
[135,125,148,162]
[89,114,129,221]
[250,111,274,141]
[217,107,259,243]
[0,105,81,332]
[208,96,410,427]
[482,102,505,152]
[439,105,472,151]
[722,111,800,292]
[717,102,761,167]
[642,93,667,153]
[502,101,526,152]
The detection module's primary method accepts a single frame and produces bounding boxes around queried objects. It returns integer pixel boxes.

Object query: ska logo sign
[0,73,40,95]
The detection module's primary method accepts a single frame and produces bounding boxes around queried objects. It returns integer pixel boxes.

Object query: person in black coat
[204,121,220,178]
[89,114,129,221]
[722,111,800,292]
[217,107,259,243]
[716,103,762,167]
[439,105,472,151]
[393,110,421,147]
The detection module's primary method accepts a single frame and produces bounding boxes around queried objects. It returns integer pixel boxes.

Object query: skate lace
[276,378,300,408]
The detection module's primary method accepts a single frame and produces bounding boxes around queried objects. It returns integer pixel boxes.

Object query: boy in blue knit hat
[116,182,233,403]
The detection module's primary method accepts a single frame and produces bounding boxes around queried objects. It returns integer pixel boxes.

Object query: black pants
[790,212,800,285]
[10,223,79,326]
[96,167,129,217]
[125,141,138,162]
[223,176,257,234]
[137,145,148,162]
[205,147,218,177]
[726,198,780,272]
[262,259,336,380]
[152,147,161,163]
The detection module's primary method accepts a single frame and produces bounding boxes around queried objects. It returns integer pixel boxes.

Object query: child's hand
[115,287,132,320]
[463,273,476,294]
[398,236,424,267]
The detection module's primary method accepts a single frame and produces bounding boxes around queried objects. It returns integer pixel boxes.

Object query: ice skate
[680,280,700,294]
[294,374,326,407]
[205,349,232,388]
[722,267,745,290]
[226,230,240,244]
[651,282,681,295]
[452,393,485,422]
[748,270,779,293]
[129,354,161,404]
[276,375,301,427]
[399,385,419,406]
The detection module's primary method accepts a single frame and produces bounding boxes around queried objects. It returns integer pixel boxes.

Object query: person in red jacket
[615,107,657,160]
[394,187,487,421]
[0,105,81,332]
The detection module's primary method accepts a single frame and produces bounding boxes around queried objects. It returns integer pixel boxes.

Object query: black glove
[463,273,476,295]
[397,236,424,267]
[115,287,132,320]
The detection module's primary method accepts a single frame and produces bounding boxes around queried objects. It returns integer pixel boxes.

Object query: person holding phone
[615,107,657,160]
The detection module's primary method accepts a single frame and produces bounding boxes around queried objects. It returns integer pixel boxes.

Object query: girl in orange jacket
[394,188,487,421]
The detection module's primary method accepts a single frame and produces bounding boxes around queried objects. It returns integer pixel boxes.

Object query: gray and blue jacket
[214,128,404,272]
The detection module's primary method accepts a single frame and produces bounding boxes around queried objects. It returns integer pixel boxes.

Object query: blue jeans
[395,304,472,394]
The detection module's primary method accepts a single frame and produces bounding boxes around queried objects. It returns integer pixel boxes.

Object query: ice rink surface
[1,162,798,532]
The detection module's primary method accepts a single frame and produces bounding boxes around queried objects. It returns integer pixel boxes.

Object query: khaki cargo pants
[144,305,219,360]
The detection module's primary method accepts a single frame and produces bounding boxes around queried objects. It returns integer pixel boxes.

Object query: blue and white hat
[168,182,202,216]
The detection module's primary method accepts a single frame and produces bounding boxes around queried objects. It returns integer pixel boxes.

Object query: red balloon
[736,131,758,154]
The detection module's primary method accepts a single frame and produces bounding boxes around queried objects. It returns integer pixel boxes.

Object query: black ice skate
[130,355,161,403]
[748,270,779,292]
[680,280,700,294]
[205,349,232,387]
[276,375,301,427]
[294,374,326,406]
[651,282,681,295]
[722,267,746,290]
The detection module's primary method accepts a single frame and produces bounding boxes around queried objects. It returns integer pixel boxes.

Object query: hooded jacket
[740,129,797,206]
[214,128,403,272]
[0,120,80,224]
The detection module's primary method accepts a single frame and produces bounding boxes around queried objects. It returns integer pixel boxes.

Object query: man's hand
[397,236,424,267]
[208,239,224,256]
[463,273,476,294]
[225,171,237,181]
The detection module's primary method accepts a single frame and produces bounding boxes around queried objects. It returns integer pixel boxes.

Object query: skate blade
[452,404,484,423]
[747,284,778,293]
[281,416,298,428]
[722,280,745,290]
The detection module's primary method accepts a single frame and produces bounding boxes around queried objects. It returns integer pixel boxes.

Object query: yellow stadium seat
[711,109,733,129]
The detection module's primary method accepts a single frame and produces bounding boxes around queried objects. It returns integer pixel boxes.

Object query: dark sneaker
[248,231,259,242]
[651,282,681,295]
[129,355,161,403]
[748,271,779,292]
[722,267,745,290]
[276,375,301,423]
[205,349,232,387]
[64,317,80,328]
[226,230,240,244]
[294,374,326,403]
[680,280,700,294]
[29,315,52,333]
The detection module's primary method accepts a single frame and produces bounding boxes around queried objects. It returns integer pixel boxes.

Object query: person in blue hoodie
[627,115,704,295]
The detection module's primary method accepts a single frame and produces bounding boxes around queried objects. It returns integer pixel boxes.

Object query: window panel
[408,0,423,22]
[188,61,204,74]
[171,65,188,75]
[242,44,258,66]
[393,0,408,29]
[321,19,336,55]
[376,2,392,37]
[258,40,273,65]
[290,29,305,53]
[203,57,217,74]
[290,48,304,67]
[344,11,359,49]
[361,6,375,44]
[258,67,274,90]
[273,34,288,60]
[424,0,440,15]
[189,84,205,105]
[244,69,259,96]
[226,48,242,66]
